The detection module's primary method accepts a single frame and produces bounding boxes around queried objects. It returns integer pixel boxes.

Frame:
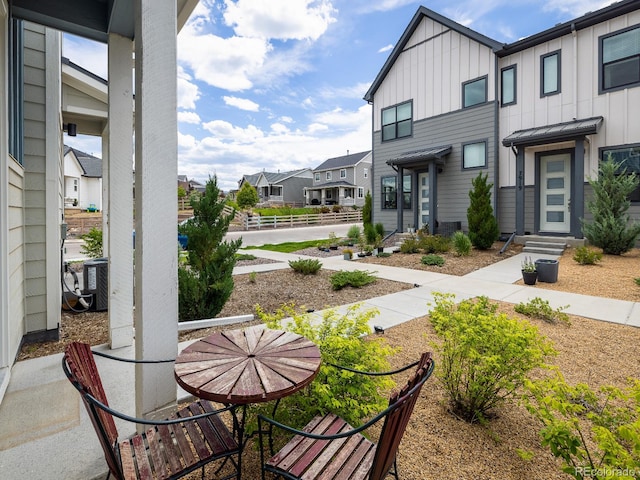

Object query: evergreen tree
[236,181,259,209]
[178,176,242,321]
[467,172,499,250]
[582,157,640,255]
[362,190,372,226]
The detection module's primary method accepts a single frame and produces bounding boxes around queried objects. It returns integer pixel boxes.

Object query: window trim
[358,187,364,199]
[381,100,413,142]
[462,75,488,108]
[326,171,331,181]
[363,167,368,178]
[540,50,561,97]
[402,174,412,210]
[340,168,346,179]
[381,176,397,210]
[500,65,517,107]
[9,18,24,165]
[599,24,640,94]
[599,143,640,203]
[462,140,488,170]
[314,172,320,182]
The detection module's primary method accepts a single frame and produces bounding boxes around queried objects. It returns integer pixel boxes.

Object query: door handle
[567,198,571,212]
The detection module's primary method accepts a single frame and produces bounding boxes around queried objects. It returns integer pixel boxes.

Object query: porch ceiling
[386,145,451,168]
[502,116,604,148]
[10,0,198,42]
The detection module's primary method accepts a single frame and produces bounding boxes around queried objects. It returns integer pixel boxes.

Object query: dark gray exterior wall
[372,102,497,233]
[281,176,312,205]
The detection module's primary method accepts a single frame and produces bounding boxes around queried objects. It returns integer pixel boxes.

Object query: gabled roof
[502,117,604,147]
[314,151,371,171]
[496,0,639,57]
[65,145,102,178]
[364,7,503,102]
[242,168,312,186]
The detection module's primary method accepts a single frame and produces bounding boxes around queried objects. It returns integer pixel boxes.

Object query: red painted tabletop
[175,325,321,404]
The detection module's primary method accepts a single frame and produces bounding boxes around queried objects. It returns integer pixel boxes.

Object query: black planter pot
[522,270,538,285]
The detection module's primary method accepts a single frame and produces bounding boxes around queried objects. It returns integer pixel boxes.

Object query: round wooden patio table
[174,325,321,405]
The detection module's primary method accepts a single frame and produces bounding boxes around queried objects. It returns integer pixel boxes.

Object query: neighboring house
[365,1,640,239]
[178,174,205,194]
[64,145,102,210]
[239,168,313,206]
[307,151,372,207]
[1,0,200,422]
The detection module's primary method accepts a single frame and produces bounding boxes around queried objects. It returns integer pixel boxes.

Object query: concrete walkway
[1,249,638,479]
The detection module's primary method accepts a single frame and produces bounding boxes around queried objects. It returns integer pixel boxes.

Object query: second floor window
[600,25,640,92]
[541,51,561,96]
[340,169,346,179]
[326,171,331,181]
[314,173,320,182]
[382,101,412,142]
[364,168,368,178]
[463,76,487,108]
[501,65,516,106]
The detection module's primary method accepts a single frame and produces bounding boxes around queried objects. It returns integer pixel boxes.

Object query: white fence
[241,210,362,230]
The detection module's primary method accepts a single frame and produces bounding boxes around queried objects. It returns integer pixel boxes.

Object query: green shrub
[418,233,451,253]
[467,172,499,250]
[514,297,571,325]
[421,254,445,266]
[248,271,257,283]
[288,258,322,275]
[400,235,420,254]
[330,270,377,290]
[254,303,396,429]
[377,252,391,258]
[236,181,259,209]
[80,227,103,259]
[572,246,603,265]
[452,231,472,256]
[429,293,556,423]
[347,224,361,240]
[362,191,372,226]
[332,205,342,213]
[374,222,385,238]
[524,371,640,479]
[364,223,377,244]
[582,156,640,255]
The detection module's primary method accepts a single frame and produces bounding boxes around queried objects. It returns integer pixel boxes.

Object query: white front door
[540,153,571,233]
[418,172,429,230]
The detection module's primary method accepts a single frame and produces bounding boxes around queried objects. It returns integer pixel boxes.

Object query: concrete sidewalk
[1,249,638,479]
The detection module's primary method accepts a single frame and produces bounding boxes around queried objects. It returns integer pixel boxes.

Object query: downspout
[368,99,375,225]
[493,52,500,231]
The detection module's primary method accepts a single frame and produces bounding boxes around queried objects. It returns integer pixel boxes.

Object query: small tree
[581,157,640,255]
[236,181,259,209]
[80,227,103,258]
[177,185,187,200]
[178,176,242,321]
[362,190,372,226]
[467,172,499,250]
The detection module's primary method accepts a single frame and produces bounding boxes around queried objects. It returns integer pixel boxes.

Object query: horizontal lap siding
[23,23,47,333]
[8,159,25,361]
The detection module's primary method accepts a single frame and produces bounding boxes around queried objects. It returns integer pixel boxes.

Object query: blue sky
[63,0,617,192]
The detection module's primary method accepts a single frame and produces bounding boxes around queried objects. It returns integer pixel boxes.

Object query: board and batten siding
[372,15,496,130]
[498,9,640,188]
[8,159,25,362]
[373,102,497,232]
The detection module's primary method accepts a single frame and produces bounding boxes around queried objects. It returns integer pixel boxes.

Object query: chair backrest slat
[369,352,433,480]
[64,342,122,479]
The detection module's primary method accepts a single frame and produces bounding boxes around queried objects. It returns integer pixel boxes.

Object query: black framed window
[358,187,364,198]
[600,25,640,93]
[403,174,412,209]
[463,141,487,169]
[9,18,24,164]
[541,51,561,96]
[462,76,487,108]
[501,65,516,106]
[601,144,640,202]
[381,101,412,142]
[381,176,397,209]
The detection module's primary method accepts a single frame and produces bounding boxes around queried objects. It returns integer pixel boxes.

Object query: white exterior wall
[499,9,640,188]
[372,16,496,130]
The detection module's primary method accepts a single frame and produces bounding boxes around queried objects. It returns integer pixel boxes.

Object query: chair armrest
[92,349,175,364]
[325,358,421,377]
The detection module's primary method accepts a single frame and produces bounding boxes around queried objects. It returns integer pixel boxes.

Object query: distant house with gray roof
[64,145,103,211]
[307,151,372,207]
[239,168,313,206]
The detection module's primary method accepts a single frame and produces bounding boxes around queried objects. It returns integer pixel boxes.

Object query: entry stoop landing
[517,235,585,255]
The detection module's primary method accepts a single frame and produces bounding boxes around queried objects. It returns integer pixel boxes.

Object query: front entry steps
[518,235,584,255]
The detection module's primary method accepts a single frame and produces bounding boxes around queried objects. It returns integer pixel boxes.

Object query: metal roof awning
[502,116,603,147]
[306,181,355,191]
[386,145,451,168]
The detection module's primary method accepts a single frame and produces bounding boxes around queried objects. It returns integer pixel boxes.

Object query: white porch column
[101,134,109,255]
[134,0,178,415]
[107,33,134,349]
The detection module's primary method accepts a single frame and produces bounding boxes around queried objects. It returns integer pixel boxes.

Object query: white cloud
[223,96,260,112]
[319,82,372,100]
[177,66,201,109]
[351,0,419,14]
[378,44,394,53]
[223,0,337,41]
[280,116,294,123]
[542,0,617,17]
[178,111,201,124]
[202,120,265,143]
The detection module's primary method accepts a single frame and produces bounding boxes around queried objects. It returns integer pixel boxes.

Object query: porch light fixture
[63,123,77,136]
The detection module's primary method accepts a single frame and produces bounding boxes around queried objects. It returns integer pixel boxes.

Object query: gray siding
[353,163,371,207]
[497,186,535,234]
[373,103,497,232]
[8,160,25,362]
[22,23,47,333]
[281,176,312,205]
